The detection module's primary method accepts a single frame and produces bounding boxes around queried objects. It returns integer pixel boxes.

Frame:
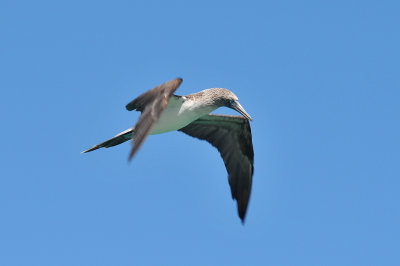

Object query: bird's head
[207,88,252,121]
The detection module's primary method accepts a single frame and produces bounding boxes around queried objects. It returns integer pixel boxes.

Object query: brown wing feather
[127,78,183,160]
[126,78,182,111]
[178,114,254,222]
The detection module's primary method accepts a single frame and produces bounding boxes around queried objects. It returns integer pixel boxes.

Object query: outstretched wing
[81,127,134,153]
[126,78,182,160]
[178,114,254,222]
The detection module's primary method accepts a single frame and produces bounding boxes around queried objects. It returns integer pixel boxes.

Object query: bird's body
[150,95,216,135]
[82,78,254,222]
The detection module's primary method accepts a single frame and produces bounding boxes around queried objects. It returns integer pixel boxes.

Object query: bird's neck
[182,94,219,117]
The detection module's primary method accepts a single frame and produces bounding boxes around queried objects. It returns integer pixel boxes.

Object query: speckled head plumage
[186,88,238,104]
[204,88,239,105]
[186,88,252,121]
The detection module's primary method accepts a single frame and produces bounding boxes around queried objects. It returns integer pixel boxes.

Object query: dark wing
[178,114,254,222]
[81,127,134,153]
[126,78,182,160]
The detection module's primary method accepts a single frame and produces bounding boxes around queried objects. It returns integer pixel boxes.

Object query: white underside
[150,96,216,135]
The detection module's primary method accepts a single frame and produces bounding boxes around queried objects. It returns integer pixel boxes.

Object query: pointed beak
[231,100,253,121]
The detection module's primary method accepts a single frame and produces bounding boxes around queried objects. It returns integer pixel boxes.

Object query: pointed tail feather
[82,127,134,153]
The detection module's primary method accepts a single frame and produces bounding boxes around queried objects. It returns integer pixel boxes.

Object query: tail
[81,127,134,153]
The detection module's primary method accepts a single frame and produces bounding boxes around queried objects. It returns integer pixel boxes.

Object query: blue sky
[1,0,399,265]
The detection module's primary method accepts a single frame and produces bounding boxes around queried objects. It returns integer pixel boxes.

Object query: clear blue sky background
[1,0,399,265]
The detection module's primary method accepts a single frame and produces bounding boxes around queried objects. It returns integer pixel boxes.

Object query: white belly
[150,97,215,135]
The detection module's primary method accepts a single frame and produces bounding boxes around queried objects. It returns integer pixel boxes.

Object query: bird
[82,78,254,222]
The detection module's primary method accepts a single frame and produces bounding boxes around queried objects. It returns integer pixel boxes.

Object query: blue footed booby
[82,78,254,222]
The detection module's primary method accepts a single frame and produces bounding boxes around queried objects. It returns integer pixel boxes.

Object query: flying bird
[82,78,254,222]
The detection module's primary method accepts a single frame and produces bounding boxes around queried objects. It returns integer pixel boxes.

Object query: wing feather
[127,78,182,160]
[178,114,254,222]
[126,78,182,111]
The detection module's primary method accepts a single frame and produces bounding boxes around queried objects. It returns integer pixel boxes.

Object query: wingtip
[239,213,246,224]
[128,143,138,162]
[81,145,99,154]
[174,77,183,86]
[128,152,134,161]
[81,148,91,154]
